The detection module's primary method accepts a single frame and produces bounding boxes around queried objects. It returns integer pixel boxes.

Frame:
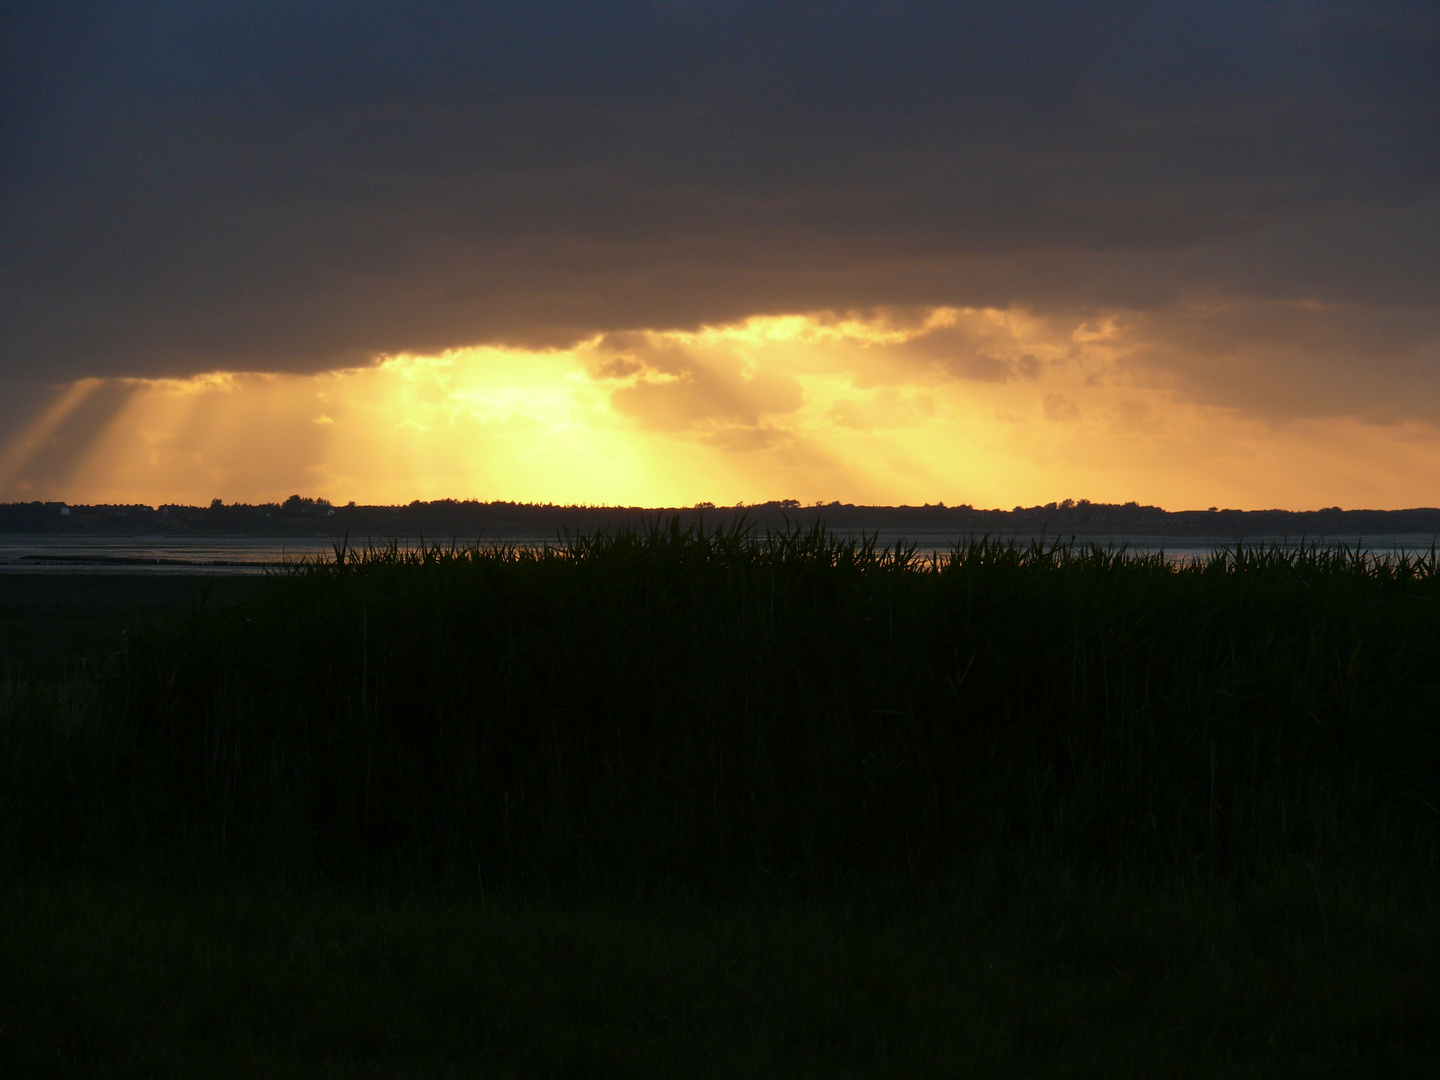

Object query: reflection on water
[0,535,352,575]
[2,532,1436,575]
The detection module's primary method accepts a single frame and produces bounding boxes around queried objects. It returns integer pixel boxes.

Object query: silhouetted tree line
[4,497,1440,538]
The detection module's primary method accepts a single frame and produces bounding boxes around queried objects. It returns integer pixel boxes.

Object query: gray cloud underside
[2,2,1438,421]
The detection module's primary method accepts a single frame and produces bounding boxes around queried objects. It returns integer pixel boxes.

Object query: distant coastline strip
[3,554,274,567]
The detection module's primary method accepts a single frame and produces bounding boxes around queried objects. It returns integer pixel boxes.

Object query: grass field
[5,871,1438,1078]
[0,572,260,673]
[3,523,1439,1075]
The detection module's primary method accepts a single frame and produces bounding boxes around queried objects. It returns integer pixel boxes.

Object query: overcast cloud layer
[3,2,1439,431]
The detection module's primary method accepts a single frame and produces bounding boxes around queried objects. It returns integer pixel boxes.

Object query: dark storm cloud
[2,1,1438,417]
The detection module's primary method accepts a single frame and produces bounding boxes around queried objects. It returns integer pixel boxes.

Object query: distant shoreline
[5,497,1440,540]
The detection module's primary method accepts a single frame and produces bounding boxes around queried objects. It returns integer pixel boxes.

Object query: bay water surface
[2,532,1436,575]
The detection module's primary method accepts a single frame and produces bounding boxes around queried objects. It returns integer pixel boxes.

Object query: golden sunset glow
[8,308,1440,510]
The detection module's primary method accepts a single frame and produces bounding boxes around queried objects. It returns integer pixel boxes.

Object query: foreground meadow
[3,524,1439,1075]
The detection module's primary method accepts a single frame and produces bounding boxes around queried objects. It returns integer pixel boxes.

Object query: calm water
[1,532,1435,575]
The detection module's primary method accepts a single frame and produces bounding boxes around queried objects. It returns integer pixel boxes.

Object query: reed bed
[4,521,1440,892]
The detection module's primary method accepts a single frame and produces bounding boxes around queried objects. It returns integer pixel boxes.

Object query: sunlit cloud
[7,307,1440,510]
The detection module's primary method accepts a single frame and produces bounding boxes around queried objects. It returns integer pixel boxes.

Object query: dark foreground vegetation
[8,493,1440,540]
[4,524,1440,1075]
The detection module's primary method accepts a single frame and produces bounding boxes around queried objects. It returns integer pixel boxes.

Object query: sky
[2,2,1438,509]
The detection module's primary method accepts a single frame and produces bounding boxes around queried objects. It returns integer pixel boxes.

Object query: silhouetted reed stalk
[3,521,1439,892]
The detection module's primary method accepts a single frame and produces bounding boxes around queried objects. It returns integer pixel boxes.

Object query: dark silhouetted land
[3,523,1439,1075]
[0,573,260,671]
[6,495,1440,540]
